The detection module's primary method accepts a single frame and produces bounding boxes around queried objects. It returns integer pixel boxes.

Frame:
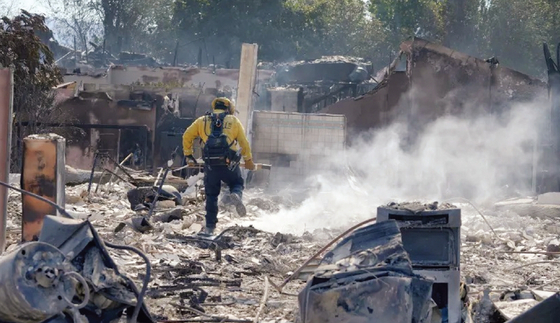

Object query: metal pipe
[0,68,13,255]
[107,153,133,188]
[0,181,73,219]
[116,129,121,165]
[87,152,99,193]
[143,130,148,171]
[147,167,170,219]
[104,153,136,183]
[102,168,137,188]
[94,169,107,194]
[154,168,163,187]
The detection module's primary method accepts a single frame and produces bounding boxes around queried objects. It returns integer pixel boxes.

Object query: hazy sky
[3,0,50,15]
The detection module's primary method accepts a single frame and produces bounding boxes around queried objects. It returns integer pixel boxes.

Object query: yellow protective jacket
[182,113,253,161]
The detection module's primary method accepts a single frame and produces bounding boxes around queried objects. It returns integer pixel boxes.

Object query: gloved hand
[244,159,256,170]
[185,155,197,165]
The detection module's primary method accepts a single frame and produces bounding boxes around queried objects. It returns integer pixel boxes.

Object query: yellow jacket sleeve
[234,118,253,160]
[182,117,203,156]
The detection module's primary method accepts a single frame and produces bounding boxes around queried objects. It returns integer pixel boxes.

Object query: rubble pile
[384,201,458,212]
[460,203,560,319]
[5,173,560,321]
[299,220,434,322]
[4,178,329,323]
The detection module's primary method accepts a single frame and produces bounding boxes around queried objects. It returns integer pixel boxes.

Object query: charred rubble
[2,29,560,323]
[299,220,434,323]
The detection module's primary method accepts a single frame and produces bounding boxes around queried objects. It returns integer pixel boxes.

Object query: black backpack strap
[211,113,234,148]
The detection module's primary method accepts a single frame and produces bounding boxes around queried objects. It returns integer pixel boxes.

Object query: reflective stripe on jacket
[182,113,252,161]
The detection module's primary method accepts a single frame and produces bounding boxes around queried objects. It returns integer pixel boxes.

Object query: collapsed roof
[322,37,547,136]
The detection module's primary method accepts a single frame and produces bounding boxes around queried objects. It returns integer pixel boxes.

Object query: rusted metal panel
[0,68,13,254]
[21,134,66,242]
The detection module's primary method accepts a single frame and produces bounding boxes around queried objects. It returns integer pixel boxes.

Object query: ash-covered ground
[5,177,560,322]
[6,179,331,323]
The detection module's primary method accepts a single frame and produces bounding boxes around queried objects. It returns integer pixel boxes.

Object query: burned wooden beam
[21,134,66,242]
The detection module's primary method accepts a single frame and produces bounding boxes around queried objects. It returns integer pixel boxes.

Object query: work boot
[219,194,233,209]
[230,193,247,216]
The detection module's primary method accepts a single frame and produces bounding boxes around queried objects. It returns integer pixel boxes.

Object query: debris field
[5,176,560,322]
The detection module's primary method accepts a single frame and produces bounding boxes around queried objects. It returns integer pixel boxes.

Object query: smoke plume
[246,92,548,235]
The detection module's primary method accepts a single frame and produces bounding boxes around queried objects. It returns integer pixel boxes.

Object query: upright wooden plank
[0,68,13,254]
[235,43,259,133]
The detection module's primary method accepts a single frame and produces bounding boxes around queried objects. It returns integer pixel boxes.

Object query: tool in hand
[172,162,271,172]
[147,148,177,218]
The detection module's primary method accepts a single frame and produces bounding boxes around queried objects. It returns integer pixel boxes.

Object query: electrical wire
[86,222,150,323]
[104,241,151,323]
[62,271,91,310]
[273,216,378,293]
[507,261,560,272]
[0,180,73,219]
[442,197,503,241]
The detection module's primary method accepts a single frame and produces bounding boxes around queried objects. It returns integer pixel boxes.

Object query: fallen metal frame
[94,167,138,194]
[88,151,138,193]
[15,123,151,172]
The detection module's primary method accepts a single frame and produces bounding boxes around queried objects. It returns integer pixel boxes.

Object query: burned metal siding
[403,38,545,116]
[323,71,409,135]
[43,96,157,170]
[59,95,157,127]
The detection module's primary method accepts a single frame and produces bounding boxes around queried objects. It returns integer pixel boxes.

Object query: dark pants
[204,164,244,229]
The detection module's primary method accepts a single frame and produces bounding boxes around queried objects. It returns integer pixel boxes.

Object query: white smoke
[246,94,548,235]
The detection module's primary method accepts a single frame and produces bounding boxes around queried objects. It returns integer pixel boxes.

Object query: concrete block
[538,192,560,205]
[21,134,66,242]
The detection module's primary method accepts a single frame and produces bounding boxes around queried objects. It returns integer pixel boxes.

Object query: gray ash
[382,201,457,213]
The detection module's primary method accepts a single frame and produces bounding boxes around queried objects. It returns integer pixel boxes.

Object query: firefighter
[182,97,256,235]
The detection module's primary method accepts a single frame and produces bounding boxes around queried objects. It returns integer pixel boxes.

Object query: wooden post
[21,134,66,242]
[0,68,13,254]
[173,41,179,67]
[235,43,259,133]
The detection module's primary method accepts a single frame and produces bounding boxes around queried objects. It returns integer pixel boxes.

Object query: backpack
[202,112,235,166]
